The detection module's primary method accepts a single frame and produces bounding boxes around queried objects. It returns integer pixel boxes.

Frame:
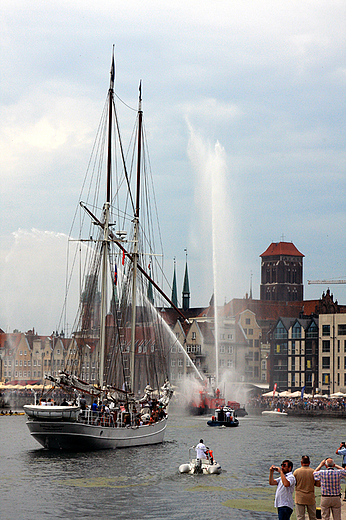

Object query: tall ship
[24,50,177,450]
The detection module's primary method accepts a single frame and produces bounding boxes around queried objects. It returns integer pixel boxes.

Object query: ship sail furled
[24,50,174,450]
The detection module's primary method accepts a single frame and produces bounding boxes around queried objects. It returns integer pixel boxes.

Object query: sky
[1,0,346,334]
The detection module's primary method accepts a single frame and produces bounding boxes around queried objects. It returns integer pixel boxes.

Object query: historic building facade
[260,241,304,302]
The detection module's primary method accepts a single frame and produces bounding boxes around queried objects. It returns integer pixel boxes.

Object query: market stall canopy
[289,391,302,398]
[279,391,292,397]
[331,392,346,398]
[262,390,279,397]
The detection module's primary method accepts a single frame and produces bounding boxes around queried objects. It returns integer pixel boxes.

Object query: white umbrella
[331,392,346,398]
[290,391,302,398]
[279,391,292,397]
[262,390,279,397]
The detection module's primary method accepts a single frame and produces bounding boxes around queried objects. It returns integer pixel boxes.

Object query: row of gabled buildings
[2,240,346,397]
[163,289,346,396]
[0,329,102,385]
[161,241,346,396]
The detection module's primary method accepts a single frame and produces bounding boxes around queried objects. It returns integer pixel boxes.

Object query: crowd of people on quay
[249,395,346,414]
[269,442,346,520]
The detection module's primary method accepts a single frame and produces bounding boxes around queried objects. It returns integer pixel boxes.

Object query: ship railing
[78,409,139,428]
[78,409,116,428]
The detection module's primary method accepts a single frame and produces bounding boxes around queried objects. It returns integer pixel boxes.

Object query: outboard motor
[194,458,203,474]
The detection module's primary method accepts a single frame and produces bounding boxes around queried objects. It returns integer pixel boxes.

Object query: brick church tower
[260,241,304,301]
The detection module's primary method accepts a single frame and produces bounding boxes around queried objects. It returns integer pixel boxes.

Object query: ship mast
[99,49,115,388]
[129,81,142,394]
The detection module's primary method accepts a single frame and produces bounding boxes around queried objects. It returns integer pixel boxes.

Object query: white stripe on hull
[26,418,167,450]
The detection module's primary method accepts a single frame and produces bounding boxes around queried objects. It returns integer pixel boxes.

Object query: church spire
[182,249,190,311]
[171,257,178,308]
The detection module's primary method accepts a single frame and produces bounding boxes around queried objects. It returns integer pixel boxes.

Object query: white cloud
[1,0,346,327]
[0,229,76,334]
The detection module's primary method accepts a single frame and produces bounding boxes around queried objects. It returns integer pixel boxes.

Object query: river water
[1,410,345,520]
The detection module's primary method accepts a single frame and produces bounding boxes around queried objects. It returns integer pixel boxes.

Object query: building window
[248,328,253,335]
[322,373,329,384]
[228,346,233,354]
[246,318,250,325]
[227,360,234,368]
[306,321,318,338]
[322,357,330,369]
[192,332,196,340]
[274,321,288,339]
[292,323,301,339]
[219,345,225,353]
[322,340,330,353]
[338,325,346,335]
[171,360,176,367]
[322,324,330,336]
[178,359,183,367]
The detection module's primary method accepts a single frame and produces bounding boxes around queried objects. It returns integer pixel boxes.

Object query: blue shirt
[337,448,346,465]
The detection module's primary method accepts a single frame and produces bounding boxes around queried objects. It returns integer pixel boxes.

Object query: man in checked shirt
[313,458,346,520]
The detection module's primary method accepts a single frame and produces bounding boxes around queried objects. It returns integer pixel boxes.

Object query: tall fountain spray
[188,125,234,388]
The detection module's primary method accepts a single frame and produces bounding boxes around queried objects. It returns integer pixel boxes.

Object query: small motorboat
[207,406,239,427]
[179,447,222,475]
[262,409,287,417]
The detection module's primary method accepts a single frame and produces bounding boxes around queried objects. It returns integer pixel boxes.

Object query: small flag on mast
[114,264,117,286]
[122,250,125,265]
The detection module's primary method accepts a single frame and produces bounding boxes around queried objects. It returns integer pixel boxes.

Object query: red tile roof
[260,241,304,258]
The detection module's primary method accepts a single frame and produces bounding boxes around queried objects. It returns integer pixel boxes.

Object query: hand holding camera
[270,465,280,472]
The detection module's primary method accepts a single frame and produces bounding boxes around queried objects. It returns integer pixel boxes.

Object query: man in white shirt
[269,460,296,520]
[195,439,207,459]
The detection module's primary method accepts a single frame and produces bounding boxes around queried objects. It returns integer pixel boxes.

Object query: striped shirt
[313,468,346,495]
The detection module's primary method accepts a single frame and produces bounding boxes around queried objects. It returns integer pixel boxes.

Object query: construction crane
[308,279,346,285]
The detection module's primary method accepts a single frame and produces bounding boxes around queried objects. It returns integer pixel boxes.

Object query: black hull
[207,419,239,427]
